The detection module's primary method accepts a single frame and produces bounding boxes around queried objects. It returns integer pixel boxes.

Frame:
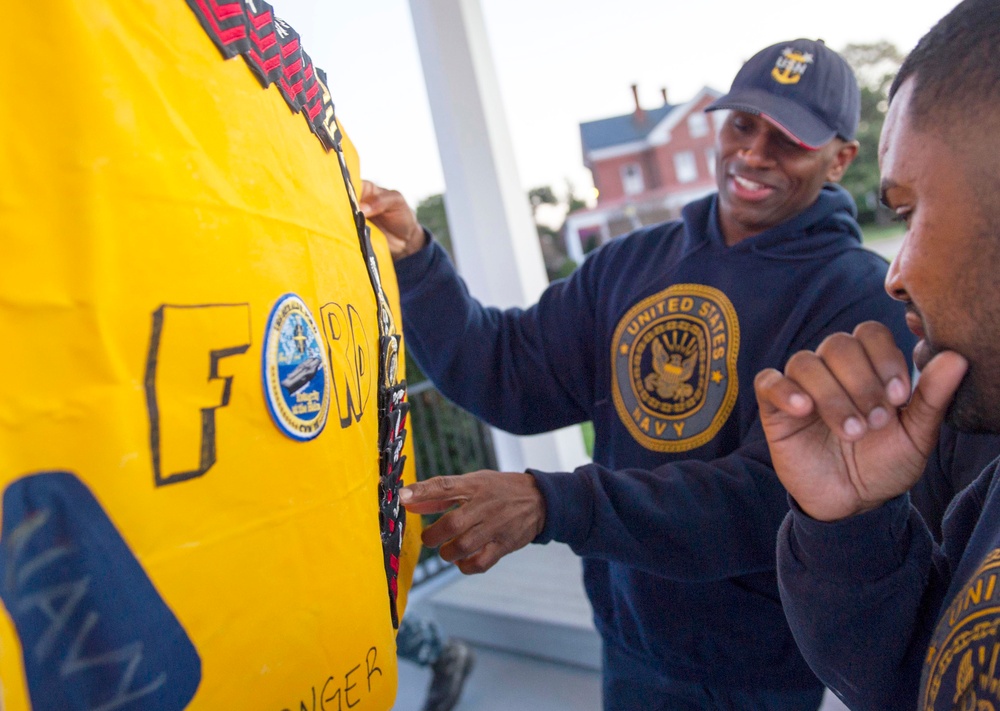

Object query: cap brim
[705,89,837,150]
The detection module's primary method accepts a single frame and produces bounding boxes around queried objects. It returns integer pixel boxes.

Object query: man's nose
[739,132,776,167]
[885,246,909,302]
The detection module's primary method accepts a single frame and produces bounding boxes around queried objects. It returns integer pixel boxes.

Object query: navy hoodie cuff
[787,493,913,583]
[392,228,437,291]
[528,467,592,548]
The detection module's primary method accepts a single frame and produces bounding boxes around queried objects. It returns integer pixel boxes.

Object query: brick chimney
[631,83,646,124]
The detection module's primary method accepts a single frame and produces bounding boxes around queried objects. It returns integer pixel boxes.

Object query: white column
[408,0,588,474]
[564,215,586,267]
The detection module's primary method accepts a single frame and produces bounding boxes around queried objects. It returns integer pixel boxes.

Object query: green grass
[581,421,595,457]
[861,222,905,244]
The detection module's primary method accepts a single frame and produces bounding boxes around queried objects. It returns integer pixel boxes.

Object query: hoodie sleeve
[776,495,942,711]
[777,459,999,710]
[392,235,600,434]
[531,421,791,580]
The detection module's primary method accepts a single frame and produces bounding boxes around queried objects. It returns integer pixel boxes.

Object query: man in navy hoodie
[363,41,911,710]
[755,2,1000,709]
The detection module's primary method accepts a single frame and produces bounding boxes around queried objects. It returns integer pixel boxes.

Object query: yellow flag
[0,1,420,709]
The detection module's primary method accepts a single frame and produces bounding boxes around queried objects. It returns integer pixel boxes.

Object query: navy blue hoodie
[395,185,914,692]
[779,435,1000,710]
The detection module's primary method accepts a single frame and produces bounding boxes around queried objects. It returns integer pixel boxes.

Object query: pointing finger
[400,474,468,506]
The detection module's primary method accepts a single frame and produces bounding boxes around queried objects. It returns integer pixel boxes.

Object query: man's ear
[826,140,860,182]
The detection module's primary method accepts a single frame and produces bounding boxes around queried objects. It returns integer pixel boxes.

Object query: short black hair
[890,0,1000,128]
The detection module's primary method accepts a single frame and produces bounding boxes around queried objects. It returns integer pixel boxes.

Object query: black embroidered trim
[186,0,337,148]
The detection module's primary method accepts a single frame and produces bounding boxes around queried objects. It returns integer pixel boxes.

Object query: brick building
[564,85,723,265]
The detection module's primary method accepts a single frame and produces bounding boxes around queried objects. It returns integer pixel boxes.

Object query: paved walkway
[395,642,602,711]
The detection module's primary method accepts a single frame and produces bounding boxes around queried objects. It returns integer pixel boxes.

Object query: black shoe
[422,640,475,711]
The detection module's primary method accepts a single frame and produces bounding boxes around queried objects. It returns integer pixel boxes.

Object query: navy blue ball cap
[706,39,860,149]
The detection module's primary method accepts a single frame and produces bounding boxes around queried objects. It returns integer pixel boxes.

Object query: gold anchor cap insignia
[771,47,815,85]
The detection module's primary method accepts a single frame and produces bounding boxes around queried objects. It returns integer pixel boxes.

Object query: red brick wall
[591,148,659,204]
[651,94,719,193]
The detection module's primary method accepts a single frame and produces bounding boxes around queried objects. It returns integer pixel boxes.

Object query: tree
[415,193,453,255]
[528,185,558,212]
[564,180,587,214]
[839,41,905,225]
[529,184,581,281]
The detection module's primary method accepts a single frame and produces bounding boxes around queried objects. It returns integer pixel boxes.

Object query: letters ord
[320,302,372,428]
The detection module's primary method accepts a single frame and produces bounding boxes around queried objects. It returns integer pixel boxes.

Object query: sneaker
[422,639,475,711]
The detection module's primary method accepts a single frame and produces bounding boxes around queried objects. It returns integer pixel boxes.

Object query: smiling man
[756,2,1000,709]
[710,42,862,245]
[362,40,912,710]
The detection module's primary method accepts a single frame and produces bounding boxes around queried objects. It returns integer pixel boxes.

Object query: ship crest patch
[262,293,332,441]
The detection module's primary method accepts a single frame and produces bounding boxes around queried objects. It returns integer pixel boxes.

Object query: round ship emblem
[262,294,332,441]
[611,284,740,452]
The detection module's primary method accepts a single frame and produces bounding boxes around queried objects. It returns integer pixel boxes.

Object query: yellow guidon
[0,0,420,708]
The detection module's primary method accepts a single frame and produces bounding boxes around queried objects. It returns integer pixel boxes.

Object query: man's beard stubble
[944,358,1000,434]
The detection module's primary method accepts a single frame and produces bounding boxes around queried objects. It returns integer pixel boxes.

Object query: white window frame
[620,162,645,196]
[673,151,698,184]
[687,112,709,138]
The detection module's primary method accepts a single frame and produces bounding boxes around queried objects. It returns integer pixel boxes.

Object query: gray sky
[274,0,960,206]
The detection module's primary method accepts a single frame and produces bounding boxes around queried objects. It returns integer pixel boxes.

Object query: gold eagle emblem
[643,337,697,401]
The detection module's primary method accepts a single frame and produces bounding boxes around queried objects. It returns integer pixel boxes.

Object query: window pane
[674,151,697,183]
